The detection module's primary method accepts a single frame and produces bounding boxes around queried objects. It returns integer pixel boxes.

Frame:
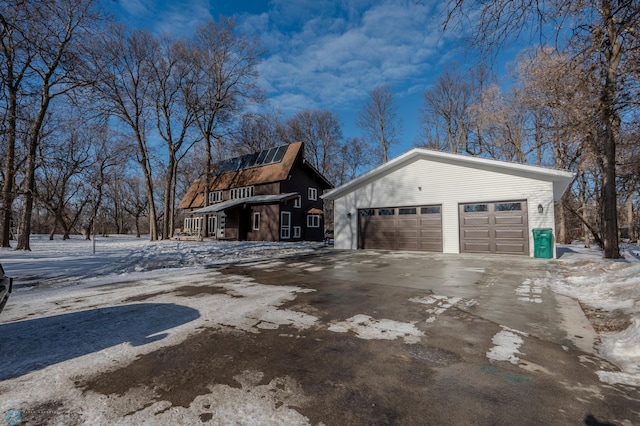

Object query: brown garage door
[459,201,529,255]
[358,206,443,251]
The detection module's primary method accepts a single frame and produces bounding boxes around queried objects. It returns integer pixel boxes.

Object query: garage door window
[378,208,395,216]
[464,204,488,213]
[399,208,417,215]
[421,206,441,214]
[360,209,375,216]
[495,202,522,211]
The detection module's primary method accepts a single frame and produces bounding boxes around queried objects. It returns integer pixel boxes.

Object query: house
[178,142,332,242]
[322,148,575,257]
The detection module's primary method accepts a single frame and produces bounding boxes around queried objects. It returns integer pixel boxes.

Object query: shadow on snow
[0,303,200,380]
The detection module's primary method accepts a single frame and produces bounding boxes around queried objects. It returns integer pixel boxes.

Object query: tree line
[2,0,638,259]
[0,0,394,249]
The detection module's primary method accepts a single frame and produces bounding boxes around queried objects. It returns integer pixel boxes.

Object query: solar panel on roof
[255,149,268,165]
[263,147,277,164]
[212,144,289,174]
[272,145,287,163]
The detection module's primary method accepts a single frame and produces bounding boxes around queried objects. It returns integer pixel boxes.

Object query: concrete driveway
[70,249,638,425]
[12,250,640,425]
[215,249,636,425]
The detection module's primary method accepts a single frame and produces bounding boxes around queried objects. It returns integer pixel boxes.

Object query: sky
[103,0,519,158]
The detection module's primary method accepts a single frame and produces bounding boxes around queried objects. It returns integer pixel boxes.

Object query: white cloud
[250,0,453,115]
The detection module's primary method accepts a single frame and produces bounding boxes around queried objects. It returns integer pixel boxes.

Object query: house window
[185,216,201,234]
[399,208,417,215]
[294,195,301,208]
[421,206,441,214]
[495,202,522,211]
[281,211,291,239]
[464,204,488,213]
[230,186,254,200]
[253,212,260,231]
[208,190,223,204]
[307,214,320,228]
[293,226,301,238]
[308,187,317,201]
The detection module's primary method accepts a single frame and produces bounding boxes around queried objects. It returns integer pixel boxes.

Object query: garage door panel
[463,216,490,226]
[398,218,418,227]
[358,206,442,252]
[460,201,529,256]
[463,229,490,239]
[463,241,491,252]
[495,215,525,225]
[496,242,527,254]
[495,229,526,239]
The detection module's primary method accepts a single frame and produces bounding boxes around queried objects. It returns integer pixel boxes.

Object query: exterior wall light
[347,212,352,218]
[538,204,544,214]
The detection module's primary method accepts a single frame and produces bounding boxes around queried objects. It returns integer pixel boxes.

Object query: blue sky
[104,0,519,158]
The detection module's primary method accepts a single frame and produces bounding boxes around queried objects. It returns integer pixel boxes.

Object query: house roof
[179,142,305,210]
[322,148,576,202]
[190,193,299,215]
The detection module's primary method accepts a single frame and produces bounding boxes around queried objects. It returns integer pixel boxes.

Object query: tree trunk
[162,152,176,240]
[136,132,158,241]
[1,82,18,248]
[600,0,621,259]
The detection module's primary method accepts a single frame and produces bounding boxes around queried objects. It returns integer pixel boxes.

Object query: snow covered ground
[1,234,324,291]
[0,235,639,423]
[554,243,640,386]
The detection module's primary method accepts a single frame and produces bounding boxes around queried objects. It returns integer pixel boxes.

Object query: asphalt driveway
[3,249,637,425]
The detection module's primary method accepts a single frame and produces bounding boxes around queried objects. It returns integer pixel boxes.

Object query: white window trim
[280,211,291,239]
[293,226,301,238]
[294,195,301,208]
[253,212,260,231]
[307,214,320,228]
[308,187,318,201]
[208,190,223,204]
[230,185,254,200]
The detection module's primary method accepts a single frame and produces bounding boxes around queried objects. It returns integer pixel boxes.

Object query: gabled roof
[322,148,575,202]
[178,142,332,210]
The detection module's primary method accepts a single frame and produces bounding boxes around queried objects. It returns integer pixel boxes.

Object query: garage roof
[322,148,575,202]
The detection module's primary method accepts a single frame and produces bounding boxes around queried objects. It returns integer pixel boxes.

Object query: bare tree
[280,109,343,177]
[187,18,264,237]
[444,0,640,258]
[420,64,493,155]
[337,137,375,184]
[90,25,160,241]
[233,110,284,155]
[149,37,198,239]
[0,0,100,250]
[357,84,401,163]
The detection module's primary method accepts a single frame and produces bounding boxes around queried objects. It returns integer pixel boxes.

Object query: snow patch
[409,294,463,323]
[328,314,424,344]
[515,279,544,303]
[486,326,529,365]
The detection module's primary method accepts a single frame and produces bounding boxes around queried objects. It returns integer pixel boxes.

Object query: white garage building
[322,148,575,257]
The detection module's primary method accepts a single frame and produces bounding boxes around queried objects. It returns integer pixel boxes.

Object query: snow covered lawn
[554,243,640,386]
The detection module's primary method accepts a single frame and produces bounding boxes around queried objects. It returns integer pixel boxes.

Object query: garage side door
[459,201,529,255]
[358,206,442,252]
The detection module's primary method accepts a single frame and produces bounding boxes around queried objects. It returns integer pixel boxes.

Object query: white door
[280,211,291,239]
[208,215,217,237]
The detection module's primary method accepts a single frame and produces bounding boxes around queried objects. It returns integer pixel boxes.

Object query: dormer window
[230,186,254,199]
[208,190,223,204]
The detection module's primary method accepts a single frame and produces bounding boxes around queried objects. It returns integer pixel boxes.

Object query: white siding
[333,157,557,257]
